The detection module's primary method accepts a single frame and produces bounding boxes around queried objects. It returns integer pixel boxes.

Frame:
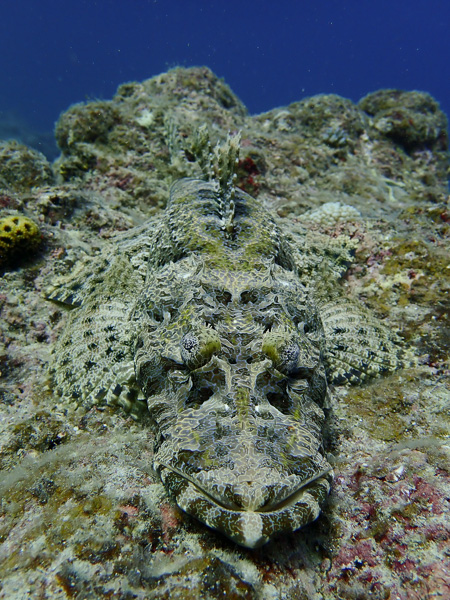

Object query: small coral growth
[0,214,42,267]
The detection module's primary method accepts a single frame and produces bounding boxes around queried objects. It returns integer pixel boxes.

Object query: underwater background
[1,0,449,156]
[0,2,449,599]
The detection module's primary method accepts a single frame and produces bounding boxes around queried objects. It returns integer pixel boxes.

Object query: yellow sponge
[0,215,41,266]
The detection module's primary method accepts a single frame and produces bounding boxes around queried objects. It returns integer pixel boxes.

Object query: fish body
[134,179,331,547]
[50,176,406,548]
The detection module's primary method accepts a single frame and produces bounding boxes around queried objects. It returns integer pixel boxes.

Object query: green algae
[0,410,70,471]
[342,370,448,444]
[0,429,162,582]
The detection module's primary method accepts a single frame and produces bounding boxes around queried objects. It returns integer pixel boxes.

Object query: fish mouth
[157,463,332,548]
[202,468,331,512]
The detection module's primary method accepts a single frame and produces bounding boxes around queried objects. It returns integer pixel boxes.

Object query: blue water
[0,0,449,137]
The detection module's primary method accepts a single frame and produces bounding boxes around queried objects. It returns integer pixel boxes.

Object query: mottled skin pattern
[133,179,333,547]
[49,178,407,548]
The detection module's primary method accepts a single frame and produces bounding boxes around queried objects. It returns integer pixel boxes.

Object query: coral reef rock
[0,67,448,599]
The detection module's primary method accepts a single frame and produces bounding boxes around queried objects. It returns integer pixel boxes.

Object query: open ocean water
[0,0,449,157]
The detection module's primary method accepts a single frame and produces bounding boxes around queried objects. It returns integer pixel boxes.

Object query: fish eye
[181,326,221,369]
[262,330,300,376]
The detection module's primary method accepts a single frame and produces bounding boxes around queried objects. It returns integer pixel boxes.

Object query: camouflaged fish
[48,136,407,548]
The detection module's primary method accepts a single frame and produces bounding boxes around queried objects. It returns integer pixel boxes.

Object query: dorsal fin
[194,126,241,235]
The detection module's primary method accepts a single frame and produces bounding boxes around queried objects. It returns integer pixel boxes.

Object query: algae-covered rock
[359,89,448,151]
[0,140,54,191]
[54,100,121,180]
[55,100,120,151]
[53,67,247,202]
[290,94,368,143]
[0,67,448,599]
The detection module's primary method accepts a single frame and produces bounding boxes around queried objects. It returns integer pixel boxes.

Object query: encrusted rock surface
[0,67,448,599]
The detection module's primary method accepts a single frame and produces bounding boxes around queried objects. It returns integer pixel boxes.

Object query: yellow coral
[0,215,41,266]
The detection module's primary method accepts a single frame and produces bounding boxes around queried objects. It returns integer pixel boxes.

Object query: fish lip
[158,462,332,514]
[256,468,332,513]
